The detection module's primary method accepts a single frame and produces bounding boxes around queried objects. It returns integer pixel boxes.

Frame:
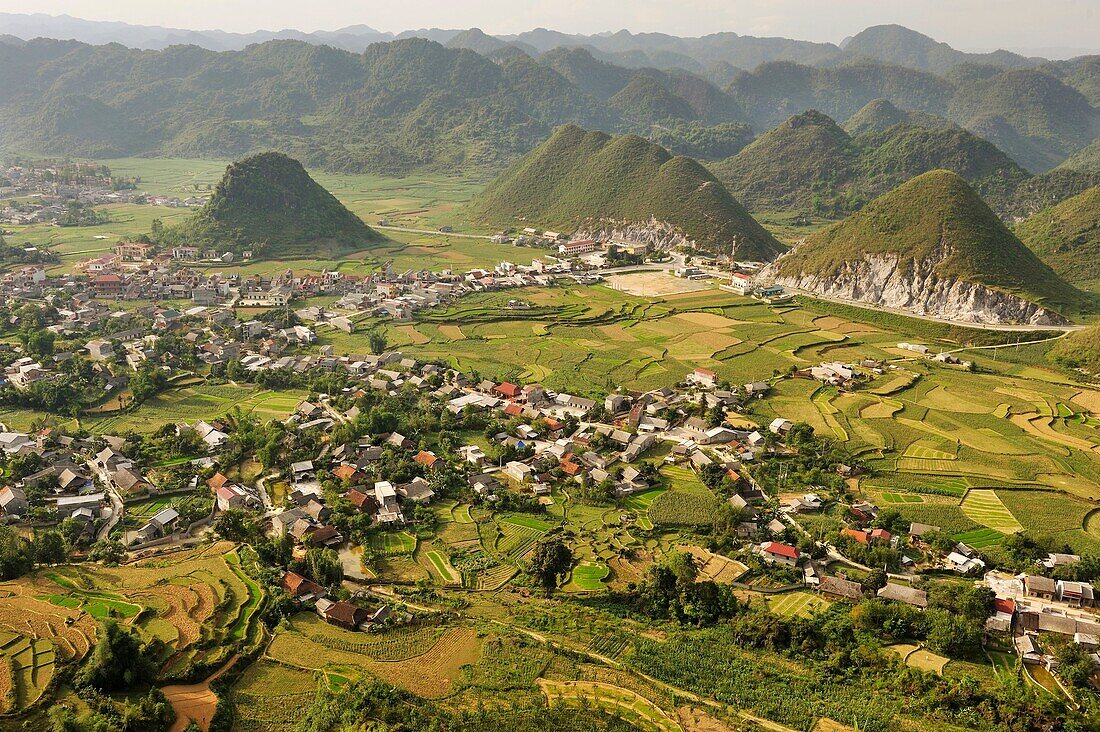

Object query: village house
[282,571,326,604]
[877,583,928,609]
[760,541,800,567]
[0,486,28,517]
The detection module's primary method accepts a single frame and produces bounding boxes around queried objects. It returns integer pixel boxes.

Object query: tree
[33,531,67,565]
[864,568,888,593]
[368,329,388,355]
[0,526,34,580]
[528,537,572,593]
[129,362,168,404]
[88,540,126,565]
[76,620,156,691]
[305,547,343,587]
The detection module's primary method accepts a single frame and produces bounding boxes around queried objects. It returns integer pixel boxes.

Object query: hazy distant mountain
[841,25,1038,74]
[0,22,1096,183]
[0,12,393,51]
[1,14,1079,75]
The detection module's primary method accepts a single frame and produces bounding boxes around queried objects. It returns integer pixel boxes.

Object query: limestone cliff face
[764,247,1068,326]
[573,217,691,251]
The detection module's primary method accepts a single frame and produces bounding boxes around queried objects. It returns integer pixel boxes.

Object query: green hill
[843,99,949,136]
[1048,325,1100,373]
[947,69,1100,172]
[609,75,697,125]
[854,122,1030,208]
[709,111,860,212]
[771,170,1084,320]
[709,110,1030,215]
[466,124,784,261]
[1058,138,1100,173]
[157,152,382,258]
[1015,186,1100,287]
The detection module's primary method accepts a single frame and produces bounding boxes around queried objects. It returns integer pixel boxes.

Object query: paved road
[89,458,124,542]
[375,225,492,240]
[767,283,1087,333]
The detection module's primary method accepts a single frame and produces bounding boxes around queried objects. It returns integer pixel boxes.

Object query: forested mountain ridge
[0,32,1097,183]
[709,108,1032,215]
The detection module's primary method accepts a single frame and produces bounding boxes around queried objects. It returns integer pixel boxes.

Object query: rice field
[767,592,831,619]
[568,562,610,591]
[879,492,924,504]
[960,490,1024,534]
[370,531,418,556]
[424,551,461,584]
[81,385,307,434]
[954,528,1006,548]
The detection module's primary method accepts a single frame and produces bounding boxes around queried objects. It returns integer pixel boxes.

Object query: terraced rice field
[230,660,319,730]
[569,562,610,591]
[0,632,55,712]
[267,625,482,698]
[17,542,264,681]
[678,545,748,584]
[477,564,518,591]
[537,679,682,732]
[954,528,1007,548]
[960,490,1024,533]
[83,385,307,434]
[424,550,461,584]
[623,488,666,530]
[493,519,547,560]
[879,492,924,504]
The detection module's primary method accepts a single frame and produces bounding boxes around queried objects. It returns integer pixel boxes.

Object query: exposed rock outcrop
[763,247,1068,325]
[572,217,693,252]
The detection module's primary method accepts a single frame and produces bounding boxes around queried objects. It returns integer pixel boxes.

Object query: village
[0,321,1093,691]
[0,160,203,226]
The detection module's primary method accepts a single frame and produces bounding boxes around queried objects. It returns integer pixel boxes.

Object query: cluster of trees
[58,201,110,227]
[748,422,853,494]
[631,551,741,625]
[0,525,68,580]
[45,620,174,732]
[128,362,169,405]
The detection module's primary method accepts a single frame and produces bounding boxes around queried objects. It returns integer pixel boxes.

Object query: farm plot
[767,592,831,619]
[678,545,748,584]
[291,614,445,661]
[879,492,924,504]
[230,660,319,730]
[623,488,666,530]
[492,518,548,560]
[267,626,482,698]
[0,632,55,711]
[887,644,950,675]
[649,468,721,527]
[960,490,1023,533]
[370,531,417,556]
[567,562,610,591]
[424,550,461,585]
[537,679,682,732]
[903,439,958,460]
[954,528,1006,548]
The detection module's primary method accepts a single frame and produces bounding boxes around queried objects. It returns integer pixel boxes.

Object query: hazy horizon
[0,1,1098,57]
